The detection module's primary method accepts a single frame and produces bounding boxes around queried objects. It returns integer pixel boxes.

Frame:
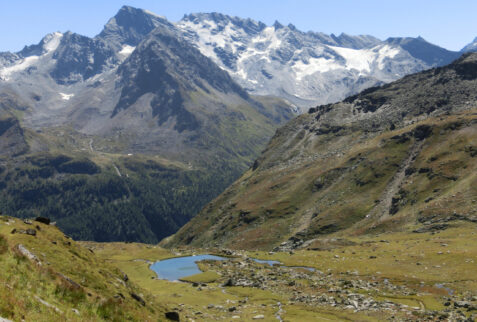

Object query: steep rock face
[177,13,461,108]
[164,53,477,250]
[50,32,119,84]
[113,24,247,130]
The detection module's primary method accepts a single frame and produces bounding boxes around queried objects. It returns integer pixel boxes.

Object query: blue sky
[1,0,476,52]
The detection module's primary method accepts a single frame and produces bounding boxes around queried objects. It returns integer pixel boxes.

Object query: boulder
[35,217,51,225]
[25,229,37,236]
[222,278,235,287]
[57,273,81,290]
[165,311,180,321]
[11,229,36,236]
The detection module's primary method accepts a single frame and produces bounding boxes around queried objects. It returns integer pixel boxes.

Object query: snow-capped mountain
[177,13,461,108]
[0,6,293,157]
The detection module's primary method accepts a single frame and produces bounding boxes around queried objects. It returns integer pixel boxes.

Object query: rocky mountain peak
[385,36,460,66]
[18,32,63,57]
[113,22,248,122]
[273,20,284,30]
[97,5,171,47]
[165,52,477,251]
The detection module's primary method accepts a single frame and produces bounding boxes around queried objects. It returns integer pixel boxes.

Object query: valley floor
[86,221,477,321]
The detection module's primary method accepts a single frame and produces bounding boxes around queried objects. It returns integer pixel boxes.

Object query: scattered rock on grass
[10,228,36,236]
[130,293,146,306]
[34,296,63,314]
[14,244,41,266]
[57,273,81,290]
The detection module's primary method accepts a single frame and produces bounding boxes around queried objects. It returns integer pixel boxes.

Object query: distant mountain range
[2,7,477,113]
[177,13,477,108]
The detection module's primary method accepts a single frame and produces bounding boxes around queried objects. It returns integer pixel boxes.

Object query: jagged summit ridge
[177,13,460,108]
[0,6,173,85]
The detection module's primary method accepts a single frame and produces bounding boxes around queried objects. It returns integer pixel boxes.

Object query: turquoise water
[150,255,314,281]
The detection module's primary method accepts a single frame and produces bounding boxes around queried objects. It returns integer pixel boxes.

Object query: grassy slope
[0,216,167,321]
[164,110,477,250]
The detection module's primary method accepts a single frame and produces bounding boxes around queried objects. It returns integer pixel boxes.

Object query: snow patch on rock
[59,93,74,100]
[43,32,63,52]
[0,56,40,81]
[118,45,136,58]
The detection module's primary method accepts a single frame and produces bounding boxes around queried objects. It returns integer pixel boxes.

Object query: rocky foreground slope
[164,53,477,250]
[3,214,477,321]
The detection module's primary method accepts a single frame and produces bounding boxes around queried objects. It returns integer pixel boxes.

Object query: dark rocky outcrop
[165,311,180,321]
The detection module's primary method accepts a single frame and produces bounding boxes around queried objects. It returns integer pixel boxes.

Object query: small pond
[150,255,226,281]
[150,255,314,281]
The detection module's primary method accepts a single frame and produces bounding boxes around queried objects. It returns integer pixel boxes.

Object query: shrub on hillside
[0,234,7,254]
